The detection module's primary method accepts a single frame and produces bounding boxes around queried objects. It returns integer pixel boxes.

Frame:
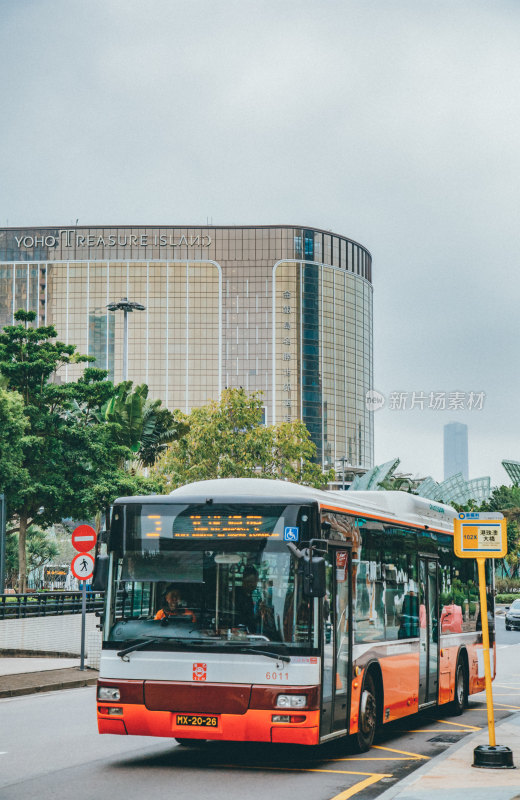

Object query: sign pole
[476,556,495,746]
[71,524,97,673]
[454,512,514,768]
[80,579,87,671]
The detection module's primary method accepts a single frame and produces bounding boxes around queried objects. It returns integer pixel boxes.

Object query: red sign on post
[72,524,97,553]
[71,552,95,581]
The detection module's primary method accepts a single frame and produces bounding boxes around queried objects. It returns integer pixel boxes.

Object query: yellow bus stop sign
[454,516,507,559]
[453,512,508,758]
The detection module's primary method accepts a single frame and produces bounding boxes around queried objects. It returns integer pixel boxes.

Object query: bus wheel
[451,659,468,716]
[354,673,377,752]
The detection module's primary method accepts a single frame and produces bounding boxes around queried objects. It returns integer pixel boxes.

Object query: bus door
[320,546,352,738]
[418,557,439,706]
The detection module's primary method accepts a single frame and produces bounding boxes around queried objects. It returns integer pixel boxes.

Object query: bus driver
[155,585,197,623]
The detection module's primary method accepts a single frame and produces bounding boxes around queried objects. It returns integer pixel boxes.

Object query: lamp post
[106,298,145,381]
[337,457,350,491]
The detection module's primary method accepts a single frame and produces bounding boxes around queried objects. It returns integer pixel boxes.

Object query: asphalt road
[1,635,519,800]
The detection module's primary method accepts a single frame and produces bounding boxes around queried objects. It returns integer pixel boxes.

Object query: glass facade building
[0,225,374,470]
[443,422,469,481]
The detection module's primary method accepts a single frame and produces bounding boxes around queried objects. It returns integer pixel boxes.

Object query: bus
[94,478,494,751]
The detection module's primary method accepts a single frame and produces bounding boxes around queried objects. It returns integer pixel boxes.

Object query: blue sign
[284,526,299,542]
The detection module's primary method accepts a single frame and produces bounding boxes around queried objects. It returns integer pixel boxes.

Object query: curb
[0,668,98,699]
[375,712,520,800]
[374,726,481,800]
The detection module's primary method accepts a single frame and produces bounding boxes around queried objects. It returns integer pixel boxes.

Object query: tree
[5,525,59,590]
[0,387,28,500]
[0,310,158,591]
[103,381,188,467]
[154,387,335,489]
[378,475,415,492]
[481,486,520,577]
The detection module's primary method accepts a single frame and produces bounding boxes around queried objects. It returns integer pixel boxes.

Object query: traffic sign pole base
[473,744,515,769]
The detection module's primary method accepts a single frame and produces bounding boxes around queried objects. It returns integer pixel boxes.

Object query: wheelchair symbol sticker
[284,527,299,542]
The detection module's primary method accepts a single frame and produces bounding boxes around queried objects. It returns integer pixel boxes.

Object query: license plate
[176,714,218,728]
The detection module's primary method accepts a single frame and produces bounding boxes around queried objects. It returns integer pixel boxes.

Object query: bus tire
[451,658,468,716]
[354,673,377,752]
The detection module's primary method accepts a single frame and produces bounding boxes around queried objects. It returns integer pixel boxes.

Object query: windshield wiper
[117,636,190,660]
[237,647,291,664]
[117,638,160,660]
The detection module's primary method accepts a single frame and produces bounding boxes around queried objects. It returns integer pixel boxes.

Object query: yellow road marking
[405,729,463,733]
[494,684,520,688]
[329,774,390,800]
[215,764,392,777]
[466,702,520,711]
[336,757,412,761]
[435,719,481,730]
[372,744,429,760]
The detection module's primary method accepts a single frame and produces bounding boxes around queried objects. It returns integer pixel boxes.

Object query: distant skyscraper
[444,422,469,481]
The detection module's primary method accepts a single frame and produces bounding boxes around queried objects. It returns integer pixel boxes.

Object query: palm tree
[104,381,188,468]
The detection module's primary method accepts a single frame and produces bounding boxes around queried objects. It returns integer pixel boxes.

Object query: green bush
[496,594,519,604]
[495,578,520,594]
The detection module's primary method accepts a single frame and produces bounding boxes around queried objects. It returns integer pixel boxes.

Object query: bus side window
[438,535,481,634]
[354,526,385,643]
[383,526,419,640]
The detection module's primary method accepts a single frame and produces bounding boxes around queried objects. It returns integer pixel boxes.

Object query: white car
[505,598,520,630]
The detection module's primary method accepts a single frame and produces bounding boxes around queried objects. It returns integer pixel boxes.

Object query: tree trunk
[18,514,28,594]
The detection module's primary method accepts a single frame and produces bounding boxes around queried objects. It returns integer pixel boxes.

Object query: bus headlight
[276,694,306,708]
[98,686,121,701]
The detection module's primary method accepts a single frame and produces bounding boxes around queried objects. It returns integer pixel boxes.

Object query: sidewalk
[0,656,98,697]
[378,713,520,800]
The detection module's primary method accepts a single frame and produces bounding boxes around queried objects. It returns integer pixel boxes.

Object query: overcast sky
[1,0,519,486]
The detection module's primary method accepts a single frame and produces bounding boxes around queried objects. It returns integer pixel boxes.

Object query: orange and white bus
[95,478,494,750]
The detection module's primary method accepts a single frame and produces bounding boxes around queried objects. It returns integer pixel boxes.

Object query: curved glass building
[0,225,374,470]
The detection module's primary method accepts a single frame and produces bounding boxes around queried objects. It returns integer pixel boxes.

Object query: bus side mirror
[92,554,109,591]
[303,554,326,598]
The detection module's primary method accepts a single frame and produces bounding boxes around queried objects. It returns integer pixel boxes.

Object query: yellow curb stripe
[372,744,430,760]
[493,702,520,710]
[329,774,390,800]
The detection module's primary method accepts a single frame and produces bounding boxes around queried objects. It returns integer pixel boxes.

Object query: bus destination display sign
[454,513,507,559]
[144,511,284,540]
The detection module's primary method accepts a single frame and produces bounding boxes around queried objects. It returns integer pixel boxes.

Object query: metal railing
[0,591,105,619]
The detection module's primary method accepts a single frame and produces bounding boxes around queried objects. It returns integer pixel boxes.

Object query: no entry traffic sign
[72,524,97,553]
[71,552,94,581]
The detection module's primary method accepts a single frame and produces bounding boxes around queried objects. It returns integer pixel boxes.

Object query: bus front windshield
[107,502,316,653]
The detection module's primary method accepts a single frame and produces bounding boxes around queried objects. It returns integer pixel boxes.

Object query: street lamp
[106,298,145,381]
[337,456,350,491]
